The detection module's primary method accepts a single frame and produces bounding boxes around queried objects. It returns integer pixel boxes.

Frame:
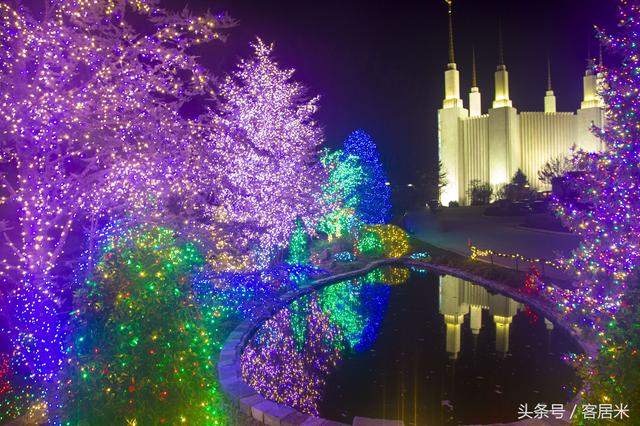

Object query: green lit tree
[60,227,227,425]
[287,220,310,265]
[317,149,365,239]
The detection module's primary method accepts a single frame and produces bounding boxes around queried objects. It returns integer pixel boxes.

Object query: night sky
[173,0,617,184]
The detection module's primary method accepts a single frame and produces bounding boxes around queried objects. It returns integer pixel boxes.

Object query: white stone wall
[520,112,577,189]
[576,107,606,152]
[460,115,490,204]
[488,106,520,187]
[439,106,468,205]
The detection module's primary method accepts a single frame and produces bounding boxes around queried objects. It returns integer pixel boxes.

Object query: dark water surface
[241,267,581,425]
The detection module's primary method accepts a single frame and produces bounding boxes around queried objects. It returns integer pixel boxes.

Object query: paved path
[404,206,580,284]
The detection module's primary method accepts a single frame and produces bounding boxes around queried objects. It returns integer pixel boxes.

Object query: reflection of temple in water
[439,276,554,359]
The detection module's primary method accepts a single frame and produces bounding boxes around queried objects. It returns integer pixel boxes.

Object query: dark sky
[173,0,618,184]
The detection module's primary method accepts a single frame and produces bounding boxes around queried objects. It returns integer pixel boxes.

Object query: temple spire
[472,46,478,88]
[547,56,552,91]
[442,0,462,109]
[599,41,604,67]
[498,20,505,66]
[469,47,482,116]
[493,20,512,108]
[446,0,455,64]
[545,56,556,113]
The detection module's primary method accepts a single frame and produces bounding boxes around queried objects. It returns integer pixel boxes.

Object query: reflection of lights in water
[241,279,391,414]
[241,297,344,416]
[439,275,548,358]
[318,281,390,351]
[383,267,410,285]
[242,268,574,424]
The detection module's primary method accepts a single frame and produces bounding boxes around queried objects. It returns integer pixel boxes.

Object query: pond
[240,267,582,425]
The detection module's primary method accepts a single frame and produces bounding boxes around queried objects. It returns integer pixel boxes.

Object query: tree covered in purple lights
[556,0,640,322]
[0,0,232,398]
[554,0,640,414]
[240,296,344,416]
[0,2,388,424]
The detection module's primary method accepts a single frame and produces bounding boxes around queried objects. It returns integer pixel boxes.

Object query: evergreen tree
[497,169,533,201]
[342,130,391,224]
[316,149,365,239]
[511,168,530,188]
[287,220,310,265]
[556,0,640,320]
[416,160,448,205]
[554,1,640,417]
[216,38,327,267]
[60,228,226,425]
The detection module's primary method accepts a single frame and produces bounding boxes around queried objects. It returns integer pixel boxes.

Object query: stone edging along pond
[217,257,597,426]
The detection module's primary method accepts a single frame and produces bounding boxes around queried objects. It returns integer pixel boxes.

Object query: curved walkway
[404,207,579,284]
[218,258,596,426]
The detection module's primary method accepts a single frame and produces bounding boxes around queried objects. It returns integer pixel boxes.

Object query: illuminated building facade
[438,1,606,205]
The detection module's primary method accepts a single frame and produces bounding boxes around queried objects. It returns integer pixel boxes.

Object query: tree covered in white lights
[214,38,327,268]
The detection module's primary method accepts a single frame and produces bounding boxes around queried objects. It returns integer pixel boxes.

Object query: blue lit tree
[342,130,391,224]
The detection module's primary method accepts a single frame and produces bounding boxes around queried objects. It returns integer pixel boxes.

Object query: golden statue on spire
[445,0,453,13]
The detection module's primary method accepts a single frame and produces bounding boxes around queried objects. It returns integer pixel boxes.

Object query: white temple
[438,1,606,206]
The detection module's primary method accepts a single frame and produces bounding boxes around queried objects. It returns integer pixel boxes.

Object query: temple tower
[544,58,557,113]
[469,48,482,117]
[439,0,469,205]
[488,24,520,186]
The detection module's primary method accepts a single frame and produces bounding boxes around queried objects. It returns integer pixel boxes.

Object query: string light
[333,251,356,262]
[547,1,640,324]
[342,130,391,225]
[318,280,390,351]
[316,130,391,240]
[468,244,565,271]
[382,266,411,285]
[356,224,410,258]
[241,296,344,416]
[0,0,233,400]
[241,277,390,415]
[0,2,398,424]
[546,0,640,412]
[215,38,327,268]
[317,149,364,239]
[287,220,310,265]
[60,227,227,425]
